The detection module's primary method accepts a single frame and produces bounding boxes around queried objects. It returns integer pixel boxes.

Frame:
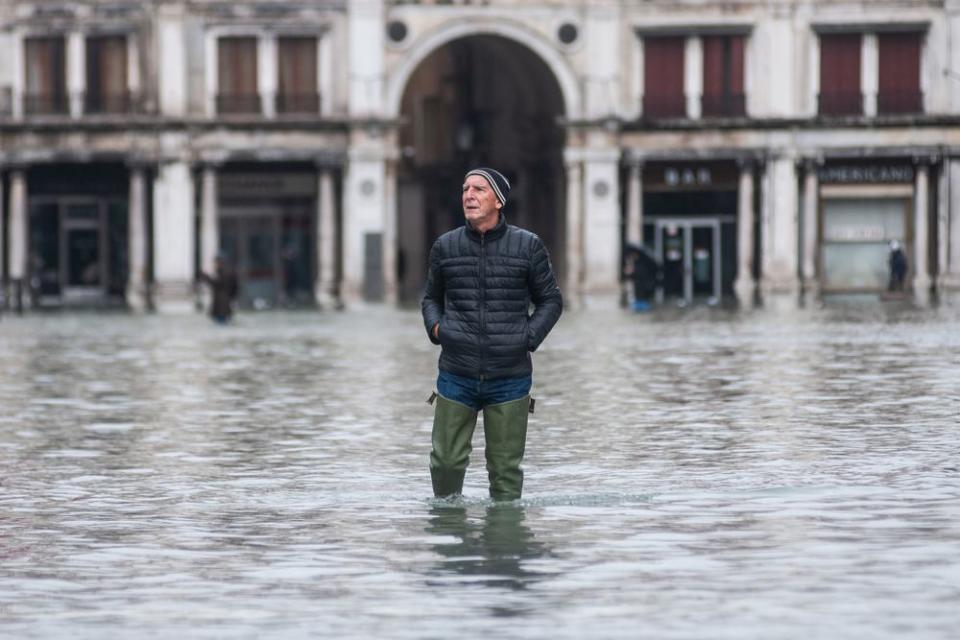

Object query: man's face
[462,174,502,230]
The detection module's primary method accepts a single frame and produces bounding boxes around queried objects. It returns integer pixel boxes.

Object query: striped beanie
[465,167,511,206]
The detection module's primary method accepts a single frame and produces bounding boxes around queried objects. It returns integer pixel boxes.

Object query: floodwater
[1,302,959,639]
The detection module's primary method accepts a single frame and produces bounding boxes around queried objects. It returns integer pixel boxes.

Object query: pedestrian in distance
[421,168,563,501]
[888,240,908,293]
[623,243,660,311]
[200,253,239,324]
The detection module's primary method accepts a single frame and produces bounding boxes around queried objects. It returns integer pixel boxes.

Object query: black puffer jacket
[421,215,563,380]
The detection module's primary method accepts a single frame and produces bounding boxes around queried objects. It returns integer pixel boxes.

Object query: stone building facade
[1,0,959,311]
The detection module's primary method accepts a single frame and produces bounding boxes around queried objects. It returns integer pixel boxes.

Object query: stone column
[801,159,820,296]
[938,161,949,290]
[913,162,931,301]
[582,148,621,304]
[0,169,5,307]
[152,162,195,312]
[626,160,643,247]
[126,165,149,311]
[342,138,387,303]
[942,158,960,294]
[315,165,338,308]
[759,156,800,298]
[259,33,277,118]
[67,31,86,118]
[127,32,141,109]
[382,156,398,305]
[199,164,219,278]
[861,34,878,117]
[684,35,703,120]
[157,3,188,116]
[733,161,756,303]
[12,33,24,120]
[564,151,584,308]
[9,169,27,312]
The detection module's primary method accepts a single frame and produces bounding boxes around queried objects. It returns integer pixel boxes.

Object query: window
[86,35,129,113]
[643,36,685,118]
[24,36,67,115]
[819,33,862,116]
[217,36,259,114]
[701,35,746,117]
[878,32,922,114]
[277,36,319,114]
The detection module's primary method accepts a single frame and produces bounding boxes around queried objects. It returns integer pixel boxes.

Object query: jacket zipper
[479,233,486,382]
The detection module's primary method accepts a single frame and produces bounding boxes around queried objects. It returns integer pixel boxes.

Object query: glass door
[659,223,687,300]
[61,202,105,297]
[656,219,722,304]
[219,210,281,308]
[691,224,720,300]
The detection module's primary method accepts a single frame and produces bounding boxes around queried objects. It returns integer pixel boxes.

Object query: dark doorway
[396,35,566,305]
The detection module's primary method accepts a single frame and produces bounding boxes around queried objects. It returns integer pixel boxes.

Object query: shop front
[217,168,316,308]
[642,161,739,304]
[817,162,913,293]
[26,164,129,307]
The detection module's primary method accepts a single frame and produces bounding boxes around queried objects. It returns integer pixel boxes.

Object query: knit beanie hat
[465,167,511,206]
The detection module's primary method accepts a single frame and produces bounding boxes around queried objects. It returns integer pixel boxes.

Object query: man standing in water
[421,168,563,501]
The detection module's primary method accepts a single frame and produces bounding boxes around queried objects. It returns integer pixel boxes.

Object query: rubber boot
[482,395,530,501]
[430,394,479,498]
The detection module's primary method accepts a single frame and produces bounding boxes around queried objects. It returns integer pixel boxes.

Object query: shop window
[701,35,745,117]
[643,36,685,118]
[277,36,319,114]
[86,35,130,114]
[878,32,923,114]
[217,36,260,114]
[24,36,68,115]
[818,33,862,116]
[821,198,908,291]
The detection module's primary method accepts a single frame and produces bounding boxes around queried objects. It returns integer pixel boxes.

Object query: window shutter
[819,33,862,115]
[878,32,922,114]
[643,36,685,117]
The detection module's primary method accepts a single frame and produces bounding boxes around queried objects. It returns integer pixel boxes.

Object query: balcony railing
[216,93,262,115]
[877,90,923,115]
[818,91,862,116]
[642,94,686,119]
[276,92,321,115]
[23,92,69,115]
[84,91,133,114]
[700,93,746,117]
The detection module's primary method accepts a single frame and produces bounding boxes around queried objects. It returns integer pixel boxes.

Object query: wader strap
[426,391,438,406]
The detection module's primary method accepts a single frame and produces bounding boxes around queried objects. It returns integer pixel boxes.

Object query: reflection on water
[1,304,959,639]
[426,503,548,592]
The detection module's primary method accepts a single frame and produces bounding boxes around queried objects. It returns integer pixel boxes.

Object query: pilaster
[734,160,756,304]
[564,148,584,308]
[759,155,801,297]
[127,164,149,311]
[152,161,196,312]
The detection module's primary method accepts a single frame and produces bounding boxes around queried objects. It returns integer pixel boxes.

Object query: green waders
[429,395,479,498]
[482,395,531,502]
[430,393,532,501]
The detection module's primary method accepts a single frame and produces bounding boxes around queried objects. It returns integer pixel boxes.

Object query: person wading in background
[200,253,239,324]
[421,168,563,501]
[888,240,908,293]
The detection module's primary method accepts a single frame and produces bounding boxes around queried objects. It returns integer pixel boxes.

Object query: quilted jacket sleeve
[420,240,444,345]
[526,235,563,352]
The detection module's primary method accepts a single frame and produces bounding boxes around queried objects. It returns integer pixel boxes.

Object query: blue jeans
[437,371,532,411]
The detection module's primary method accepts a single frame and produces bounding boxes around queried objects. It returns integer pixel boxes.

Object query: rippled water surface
[2,303,959,639]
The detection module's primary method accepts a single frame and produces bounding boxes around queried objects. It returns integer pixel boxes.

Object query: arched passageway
[395,35,566,304]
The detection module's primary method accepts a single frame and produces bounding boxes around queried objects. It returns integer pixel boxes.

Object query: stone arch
[389,24,573,304]
[385,18,580,122]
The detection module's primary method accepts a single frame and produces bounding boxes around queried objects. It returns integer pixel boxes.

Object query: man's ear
[496,201,503,211]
